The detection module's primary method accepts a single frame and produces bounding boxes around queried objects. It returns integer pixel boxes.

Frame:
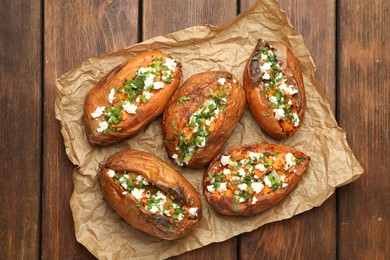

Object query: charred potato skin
[162,71,246,168]
[84,51,181,145]
[243,39,306,139]
[203,143,310,216]
[98,149,202,240]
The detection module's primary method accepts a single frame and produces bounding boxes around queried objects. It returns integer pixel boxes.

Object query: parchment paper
[55,0,364,259]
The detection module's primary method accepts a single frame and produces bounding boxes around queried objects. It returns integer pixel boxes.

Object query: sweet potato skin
[99,149,202,240]
[84,51,181,145]
[203,143,310,216]
[243,39,306,139]
[162,71,246,168]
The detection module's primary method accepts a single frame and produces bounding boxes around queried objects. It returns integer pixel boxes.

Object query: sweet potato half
[84,51,181,145]
[99,149,202,240]
[162,71,246,168]
[243,39,306,139]
[203,143,310,216]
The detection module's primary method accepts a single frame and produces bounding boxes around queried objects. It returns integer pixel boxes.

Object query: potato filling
[91,55,178,133]
[252,45,300,130]
[108,169,198,221]
[172,78,230,166]
[205,151,304,210]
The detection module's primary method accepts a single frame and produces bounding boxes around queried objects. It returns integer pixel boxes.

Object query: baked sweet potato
[243,39,306,139]
[99,149,202,240]
[203,143,310,216]
[162,71,246,168]
[84,51,181,145]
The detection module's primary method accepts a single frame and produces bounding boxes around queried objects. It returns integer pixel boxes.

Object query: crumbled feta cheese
[239,197,246,203]
[260,53,268,60]
[91,106,105,119]
[240,159,250,165]
[122,102,138,114]
[177,213,184,221]
[108,88,115,104]
[207,185,215,193]
[285,153,297,169]
[153,81,165,90]
[217,78,226,85]
[137,67,149,75]
[264,176,272,188]
[273,108,285,120]
[282,183,288,188]
[249,152,260,161]
[142,91,153,100]
[172,154,178,159]
[237,183,248,191]
[97,121,108,133]
[287,99,293,105]
[252,182,264,194]
[292,113,300,127]
[131,188,144,201]
[223,168,231,175]
[144,74,155,88]
[233,79,237,83]
[218,182,228,192]
[122,191,128,195]
[255,163,266,172]
[120,182,128,190]
[260,61,272,71]
[251,196,258,205]
[231,175,241,181]
[196,136,206,147]
[220,155,231,166]
[189,207,198,216]
[162,70,172,82]
[238,168,246,177]
[164,210,171,216]
[269,96,278,104]
[262,71,270,80]
[107,169,115,178]
[149,206,159,214]
[164,58,177,72]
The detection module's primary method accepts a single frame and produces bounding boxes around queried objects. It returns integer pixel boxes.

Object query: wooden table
[1,0,388,259]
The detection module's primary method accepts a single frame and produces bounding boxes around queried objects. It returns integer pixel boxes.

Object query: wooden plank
[0,1,42,259]
[142,1,238,259]
[42,1,139,258]
[239,0,337,258]
[337,0,389,259]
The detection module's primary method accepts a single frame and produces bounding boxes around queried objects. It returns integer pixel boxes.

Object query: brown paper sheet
[55,0,364,259]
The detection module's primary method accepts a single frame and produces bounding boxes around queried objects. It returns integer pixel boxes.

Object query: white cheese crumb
[137,67,149,75]
[260,61,272,71]
[237,183,248,191]
[239,197,246,203]
[122,102,138,114]
[172,154,178,159]
[217,78,226,85]
[149,206,159,214]
[91,106,105,119]
[107,169,115,178]
[142,91,153,100]
[285,153,297,169]
[260,53,268,60]
[264,176,272,188]
[273,108,285,120]
[269,96,278,104]
[292,113,300,127]
[251,182,264,194]
[217,182,228,192]
[237,168,246,177]
[131,188,144,201]
[223,168,231,175]
[232,79,237,83]
[108,88,115,104]
[177,213,184,221]
[251,196,258,205]
[96,121,108,133]
[262,71,271,80]
[189,207,198,216]
[255,163,266,172]
[220,155,231,166]
[207,185,215,193]
[282,183,288,188]
[122,191,128,195]
[164,58,177,72]
[153,81,165,90]
[249,152,260,161]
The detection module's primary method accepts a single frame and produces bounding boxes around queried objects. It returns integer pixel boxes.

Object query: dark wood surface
[0,0,388,259]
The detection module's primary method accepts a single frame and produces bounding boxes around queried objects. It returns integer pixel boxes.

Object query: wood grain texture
[0,1,41,259]
[239,0,337,259]
[42,0,138,258]
[337,0,389,259]
[142,1,238,259]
